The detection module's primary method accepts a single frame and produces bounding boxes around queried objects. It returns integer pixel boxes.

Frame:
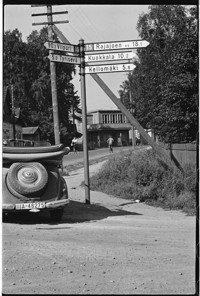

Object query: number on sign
[51,54,57,61]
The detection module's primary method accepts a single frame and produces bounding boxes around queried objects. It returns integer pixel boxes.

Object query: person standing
[71,137,78,153]
[107,136,114,153]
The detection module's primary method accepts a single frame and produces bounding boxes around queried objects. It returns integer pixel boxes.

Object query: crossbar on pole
[32,11,68,17]
[32,20,69,26]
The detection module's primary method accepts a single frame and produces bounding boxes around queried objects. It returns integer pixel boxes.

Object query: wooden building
[22,126,41,142]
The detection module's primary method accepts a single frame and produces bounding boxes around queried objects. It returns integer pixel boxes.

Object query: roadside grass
[63,155,111,176]
[89,148,196,215]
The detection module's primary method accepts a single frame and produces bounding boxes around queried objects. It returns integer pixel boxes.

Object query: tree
[119,5,198,143]
[3,27,81,145]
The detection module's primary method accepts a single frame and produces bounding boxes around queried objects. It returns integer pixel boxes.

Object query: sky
[3,4,150,112]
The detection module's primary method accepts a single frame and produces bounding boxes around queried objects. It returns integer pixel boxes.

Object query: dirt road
[2,161,196,294]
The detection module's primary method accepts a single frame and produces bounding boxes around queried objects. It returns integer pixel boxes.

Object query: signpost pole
[47,5,60,144]
[79,38,90,204]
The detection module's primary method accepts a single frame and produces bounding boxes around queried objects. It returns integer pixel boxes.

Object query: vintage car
[3,140,70,222]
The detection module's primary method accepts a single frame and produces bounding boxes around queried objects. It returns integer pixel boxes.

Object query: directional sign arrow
[85,40,149,52]
[44,41,79,54]
[85,51,137,63]
[48,54,81,65]
[85,63,136,74]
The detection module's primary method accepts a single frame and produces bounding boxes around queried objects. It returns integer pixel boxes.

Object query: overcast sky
[4,4,150,111]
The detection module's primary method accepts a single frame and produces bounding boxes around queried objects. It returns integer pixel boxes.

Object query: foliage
[119,5,198,143]
[3,28,81,145]
[90,149,196,214]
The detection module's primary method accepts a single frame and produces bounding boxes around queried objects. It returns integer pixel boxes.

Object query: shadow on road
[62,200,142,223]
[3,200,142,225]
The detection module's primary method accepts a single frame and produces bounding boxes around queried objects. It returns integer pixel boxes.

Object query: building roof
[22,126,39,135]
[87,109,120,114]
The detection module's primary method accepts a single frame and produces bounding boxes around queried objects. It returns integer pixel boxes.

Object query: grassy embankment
[89,148,196,215]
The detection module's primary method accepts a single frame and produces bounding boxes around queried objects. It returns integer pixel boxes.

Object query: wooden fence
[157,142,197,167]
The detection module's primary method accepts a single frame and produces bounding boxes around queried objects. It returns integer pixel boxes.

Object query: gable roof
[87,109,120,114]
[22,126,40,135]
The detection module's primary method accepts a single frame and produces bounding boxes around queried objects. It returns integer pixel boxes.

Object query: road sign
[85,63,136,74]
[85,40,149,52]
[48,54,81,64]
[44,41,79,54]
[85,51,137,63]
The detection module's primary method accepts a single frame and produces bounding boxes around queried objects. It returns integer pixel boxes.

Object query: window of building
[102,112,127,124]
[102,114,108,124]
[112,114,115,123]
[115,114,118,123]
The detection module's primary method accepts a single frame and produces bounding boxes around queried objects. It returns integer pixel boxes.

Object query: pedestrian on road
[107,136,114,153]
[71,137,78,153]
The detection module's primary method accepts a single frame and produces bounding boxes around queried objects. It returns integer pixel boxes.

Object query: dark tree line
[3,27,81,145]
[119,5,198,143]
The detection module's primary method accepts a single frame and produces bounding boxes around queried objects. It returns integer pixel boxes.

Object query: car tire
[50,208,64,222]
[7,162,48,197]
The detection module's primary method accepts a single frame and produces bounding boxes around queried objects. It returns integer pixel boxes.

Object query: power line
[68,5,99,42]
[75,6,99,38]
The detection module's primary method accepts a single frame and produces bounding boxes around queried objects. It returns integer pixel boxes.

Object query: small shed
[22,126,41,141]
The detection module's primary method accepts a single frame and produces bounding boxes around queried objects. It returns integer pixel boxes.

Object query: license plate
[16,202,46,210]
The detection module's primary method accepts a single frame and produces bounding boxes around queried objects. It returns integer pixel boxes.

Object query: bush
[183,163,196,193]
[162,191,196,215]
[90,148,196,214]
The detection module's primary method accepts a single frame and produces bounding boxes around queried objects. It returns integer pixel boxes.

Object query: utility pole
[51,26,91,203]
[31,5,68,144]
[47,5,60,144]
[79,38,90,204]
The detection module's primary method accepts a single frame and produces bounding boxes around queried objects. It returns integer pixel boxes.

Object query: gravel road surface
[2,153,196,294]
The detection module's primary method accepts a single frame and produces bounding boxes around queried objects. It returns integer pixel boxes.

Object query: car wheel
[50,208,64,222]
[7,162,48,197]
